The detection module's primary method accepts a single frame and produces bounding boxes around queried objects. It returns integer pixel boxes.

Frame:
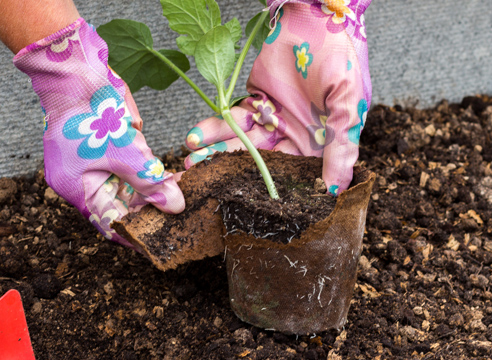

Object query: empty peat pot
[224,167,375,335]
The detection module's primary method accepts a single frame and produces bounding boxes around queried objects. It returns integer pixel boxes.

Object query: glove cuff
[13,18,85,61]
[266,0,371,19]
[13,17,112,83]
[12,17,125,125]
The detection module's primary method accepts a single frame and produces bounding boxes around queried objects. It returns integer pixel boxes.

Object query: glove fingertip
[148,180,186,215]
[325,177,352,197]
[185,127,205,150]
[184,155,195,170]
[153,194,185,215]
[174,171,185,182]
[184,146,217,169]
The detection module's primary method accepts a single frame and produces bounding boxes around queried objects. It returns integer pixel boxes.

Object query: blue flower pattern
[189,142,227,164]
[328,185,339,196]
[63,86,136,159]
[293,42,313,79]
[265,9,284,45]
[186,127,207,148]
[348,99,368,145]
[137,158,166,183]
[41,107,48,135]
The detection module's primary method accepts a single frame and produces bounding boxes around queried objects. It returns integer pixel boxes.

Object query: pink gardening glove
[14,19,185,248]
[185,0,371,196]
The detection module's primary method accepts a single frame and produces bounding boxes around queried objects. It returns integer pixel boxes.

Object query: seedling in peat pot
[101,1,380,334]
[97,0,279,199]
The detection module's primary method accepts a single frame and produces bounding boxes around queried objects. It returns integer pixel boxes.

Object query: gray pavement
[0,0,490,177]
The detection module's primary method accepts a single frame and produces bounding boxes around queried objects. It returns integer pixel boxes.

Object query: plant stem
[219,92,279,200]
[151,48,219,113]
[225,11,269,102]
[220,11,279,199]
[153,10,278,199]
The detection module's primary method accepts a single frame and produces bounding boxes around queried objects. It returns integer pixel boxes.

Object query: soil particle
[0,178,17,204]
[2,95,492,359]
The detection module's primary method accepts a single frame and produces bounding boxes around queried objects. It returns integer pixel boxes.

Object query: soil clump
[213,151,336,244]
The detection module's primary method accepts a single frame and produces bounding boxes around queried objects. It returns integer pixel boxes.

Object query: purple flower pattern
[98,48,125,88]
[247,96,286,137]
[46,30,79,62]
[89,209,119,239]
[311,0,367,42]
[107,66,125,88]
[307,103,335,150]
[63,86,136,160]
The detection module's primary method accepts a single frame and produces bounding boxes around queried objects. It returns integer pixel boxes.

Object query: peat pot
[114,150,375,334]
[224,166,375,335]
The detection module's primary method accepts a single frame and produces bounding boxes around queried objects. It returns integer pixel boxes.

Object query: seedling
[97,0,279,199]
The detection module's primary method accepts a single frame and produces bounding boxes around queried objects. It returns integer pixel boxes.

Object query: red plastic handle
[0,289,36,360]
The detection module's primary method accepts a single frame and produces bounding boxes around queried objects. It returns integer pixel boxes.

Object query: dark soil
[2,95,492,359]
[216,155,336,244]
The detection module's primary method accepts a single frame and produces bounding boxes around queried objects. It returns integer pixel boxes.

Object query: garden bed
[1,95,492,359]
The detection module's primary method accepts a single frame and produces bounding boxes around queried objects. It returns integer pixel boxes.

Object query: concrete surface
[0,0,490,177]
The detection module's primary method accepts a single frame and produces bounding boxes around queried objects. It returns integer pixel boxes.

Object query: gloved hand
[185,0,371,196]
[13,19,185,248]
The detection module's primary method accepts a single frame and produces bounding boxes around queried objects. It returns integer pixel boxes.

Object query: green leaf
[161,0,221,55]
[175,36,197,56]
[194,26,235,89]
[245,12,271,51]
[224,17,242,49]
[97,19,190,93]
[258,0,267,6]
[230,95,251,108]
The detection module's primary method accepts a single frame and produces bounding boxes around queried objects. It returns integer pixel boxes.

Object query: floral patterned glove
[13,19,185,248]
[185,0,371,196]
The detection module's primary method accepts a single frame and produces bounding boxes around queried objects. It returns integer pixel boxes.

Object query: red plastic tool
[0,289,36,360]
